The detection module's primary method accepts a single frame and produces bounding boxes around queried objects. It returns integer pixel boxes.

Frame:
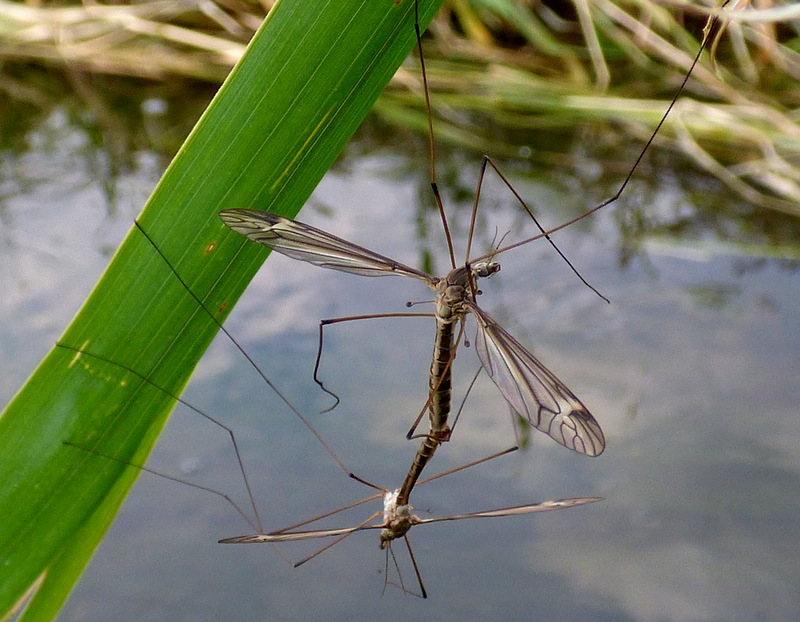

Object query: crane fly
[61,0,726,599]
[221,495,602,545]
[59,181,600,597]
[220,0,726,468]
[219,443,603,598]
[61,344,599,599]
[219,209,606,461]
[220,489,603,566]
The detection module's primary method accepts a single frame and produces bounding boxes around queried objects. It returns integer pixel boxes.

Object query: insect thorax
[435,261,500,322]
[379,490,416,549]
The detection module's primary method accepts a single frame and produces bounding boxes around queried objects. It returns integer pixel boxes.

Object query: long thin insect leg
[133,221,353,477]
[405,320,465,439]
[62,440,260,533]
[292,510,383,567]
[414,446,520,489]
[271,491,384,535]
[314,312,433,412]
[381,547,391,597]
[413,0,456,270]
[447,364,483,435]
[384,546,406,597]
[470,5,728,265]
[403,534,428,599]
[58,343,264,533]
[382,536,427,599]
[471,156,610,303]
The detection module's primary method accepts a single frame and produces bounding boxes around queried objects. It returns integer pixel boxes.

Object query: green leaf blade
[0,1,445,618]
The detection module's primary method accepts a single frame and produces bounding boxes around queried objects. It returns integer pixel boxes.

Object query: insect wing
[469,303,605,456]
[221,497,602,542]
[414,496,604,524]
[220,209,432,281]
[219,524,380,543]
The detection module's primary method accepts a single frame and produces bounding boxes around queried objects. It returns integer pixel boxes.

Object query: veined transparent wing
[468,302,605,457]
[219,525,380,543]
[414,496,603,524]
[219,496,602,543]
[219,209,433,281]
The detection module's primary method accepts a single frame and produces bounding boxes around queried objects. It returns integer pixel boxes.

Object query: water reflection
[2,77,799,621]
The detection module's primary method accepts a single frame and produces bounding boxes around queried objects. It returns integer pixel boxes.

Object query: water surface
[2,77,799,621]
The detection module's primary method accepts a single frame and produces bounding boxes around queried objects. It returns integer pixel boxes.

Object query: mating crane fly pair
[214,201,606,592]
[214,200,606,577]
[212,1,725,587]
[217,207,606,456]
[62,0,724,599]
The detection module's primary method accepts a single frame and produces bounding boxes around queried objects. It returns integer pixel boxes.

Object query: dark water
[2,75,799,621]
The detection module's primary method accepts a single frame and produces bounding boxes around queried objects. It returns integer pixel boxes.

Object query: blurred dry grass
[1,0,798,214]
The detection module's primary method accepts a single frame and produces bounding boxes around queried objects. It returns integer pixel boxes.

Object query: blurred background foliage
[1,0,799,216]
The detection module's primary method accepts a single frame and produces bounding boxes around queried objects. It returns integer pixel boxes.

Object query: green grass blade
[0,0,444,618]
